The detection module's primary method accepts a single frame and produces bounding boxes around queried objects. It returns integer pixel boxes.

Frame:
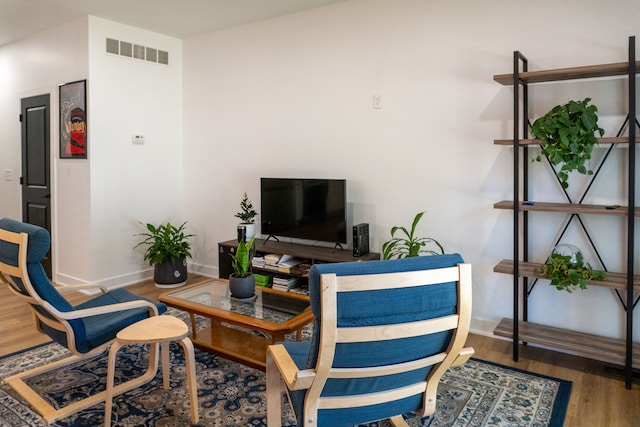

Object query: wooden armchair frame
[267,261,473,427]
[0,224,165,424]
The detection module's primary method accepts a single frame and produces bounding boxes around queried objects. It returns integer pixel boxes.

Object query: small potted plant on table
[229,235,256,299]
[135,221,194,288]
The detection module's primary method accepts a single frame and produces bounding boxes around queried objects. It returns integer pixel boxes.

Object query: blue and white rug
[0,322,571,426]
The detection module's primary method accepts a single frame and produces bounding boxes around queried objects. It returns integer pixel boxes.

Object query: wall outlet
[4,169,12,181]
[373,94,383,109]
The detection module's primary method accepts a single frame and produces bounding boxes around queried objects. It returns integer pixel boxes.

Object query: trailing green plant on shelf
[531,97,605,189]
[540,245,604,293]
[135,221,194,265]
[230,235,256,278]
[381,211,444,260]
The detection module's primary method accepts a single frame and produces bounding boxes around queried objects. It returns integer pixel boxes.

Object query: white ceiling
[0,0,345,47]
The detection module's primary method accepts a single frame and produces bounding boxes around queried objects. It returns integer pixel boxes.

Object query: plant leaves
[381,212,444,260]
[531,98,604,189]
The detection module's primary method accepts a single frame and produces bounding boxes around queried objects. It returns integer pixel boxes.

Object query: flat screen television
[261,178,347,244]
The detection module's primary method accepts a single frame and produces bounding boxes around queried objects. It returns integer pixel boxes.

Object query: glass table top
[167,280,310,324]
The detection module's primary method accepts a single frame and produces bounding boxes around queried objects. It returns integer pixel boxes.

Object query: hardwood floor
[1,276,638,426]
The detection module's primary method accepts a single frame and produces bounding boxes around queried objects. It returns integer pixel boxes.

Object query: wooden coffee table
[159,279,313,370]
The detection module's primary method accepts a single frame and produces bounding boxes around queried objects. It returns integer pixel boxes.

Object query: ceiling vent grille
[106,38,119,54]
[105,38,169,66]
[133,44,145,60]
[158,50,169,65]
[120,41,132,57]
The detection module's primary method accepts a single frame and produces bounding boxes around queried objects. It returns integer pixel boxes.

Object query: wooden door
[21,94,52,277]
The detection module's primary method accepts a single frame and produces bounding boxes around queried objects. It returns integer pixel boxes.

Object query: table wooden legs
[104,316,199,426]
[178,336,199,424]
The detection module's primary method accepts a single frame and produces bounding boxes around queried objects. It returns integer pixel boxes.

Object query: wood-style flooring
[1,275,638,426]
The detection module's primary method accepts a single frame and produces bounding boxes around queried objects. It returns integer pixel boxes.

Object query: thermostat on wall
[132,134,145,144]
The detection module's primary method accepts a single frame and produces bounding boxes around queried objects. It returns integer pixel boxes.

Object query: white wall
[0,16,183,287]
[84,17,183,286]
[182,0,640,339]
[0,17,91,279]
[1,0,639,341]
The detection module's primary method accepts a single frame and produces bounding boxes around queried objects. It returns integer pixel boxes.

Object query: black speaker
[352,223,370,257]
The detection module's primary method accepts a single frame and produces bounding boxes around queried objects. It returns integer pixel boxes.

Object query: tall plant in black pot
[135,221,194,288]
[229,235,256,299]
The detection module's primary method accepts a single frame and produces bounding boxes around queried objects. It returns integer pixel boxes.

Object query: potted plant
[235,192,258,241]
[531,98,605,189]
[228,235,256,299]
[381,211,445,260]
[538,244,604,292]
[135,221,194,288]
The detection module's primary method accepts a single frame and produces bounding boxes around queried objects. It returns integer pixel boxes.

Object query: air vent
[158,50,169,65]
[120,41,132,57]
[145,47,157,62]
[105,38,169,66]
[133,44,145,60]
[106,38,119,54]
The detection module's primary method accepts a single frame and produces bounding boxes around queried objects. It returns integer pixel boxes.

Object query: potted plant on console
[229,235,256,299]
[382,211,444,260]
[135,221,194,288]
[235,192,258,241]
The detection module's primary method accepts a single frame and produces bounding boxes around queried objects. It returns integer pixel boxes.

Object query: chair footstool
[104,315,198,426]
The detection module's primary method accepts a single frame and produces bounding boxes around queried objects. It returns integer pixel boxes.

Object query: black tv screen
[261,178,347,244]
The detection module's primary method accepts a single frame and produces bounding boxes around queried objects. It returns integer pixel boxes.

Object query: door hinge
[19,114,23,122]
[20,177,24,185]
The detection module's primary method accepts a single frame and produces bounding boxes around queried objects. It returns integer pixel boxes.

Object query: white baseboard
[187,262,218,279]
[470,317,501,337]
[54,269,153,292]
[54,262,219,292]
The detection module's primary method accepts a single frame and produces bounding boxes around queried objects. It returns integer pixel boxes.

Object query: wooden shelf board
[193,325,270,370]
[493,136,639,146]
[220,238,380,264]
[493,259,640,292]
[493,61,640,85]
[494,318,640,368]
[493,200,639,216]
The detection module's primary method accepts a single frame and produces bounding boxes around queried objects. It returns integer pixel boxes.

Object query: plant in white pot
[135,221,194,288]
[229,235,256,299]
[235,193,258,241]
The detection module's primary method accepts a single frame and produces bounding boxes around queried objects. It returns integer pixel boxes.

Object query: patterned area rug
[0,314,571,427]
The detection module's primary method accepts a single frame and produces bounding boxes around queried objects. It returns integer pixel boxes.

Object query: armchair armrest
[452,347,474,367]
[267,344,316,390]
[43,299,160,321]
[55,283,108,294]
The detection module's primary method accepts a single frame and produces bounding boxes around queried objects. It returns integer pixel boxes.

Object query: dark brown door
[21,94,52,277]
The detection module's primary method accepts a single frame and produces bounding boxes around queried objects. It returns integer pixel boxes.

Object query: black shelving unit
[493,36,639,389]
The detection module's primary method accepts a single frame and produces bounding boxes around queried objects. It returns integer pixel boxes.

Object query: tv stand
[218,238,380,286]
[332,242,344,252]
[264,235,280,243]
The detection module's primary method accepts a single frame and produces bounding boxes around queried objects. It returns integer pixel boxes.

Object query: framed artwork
[59,80,87,159]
